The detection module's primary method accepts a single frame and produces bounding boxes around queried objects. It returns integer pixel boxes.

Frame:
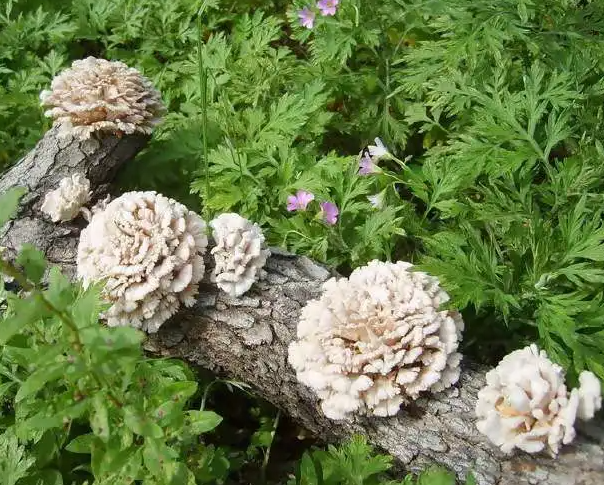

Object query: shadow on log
[1,129,603,485]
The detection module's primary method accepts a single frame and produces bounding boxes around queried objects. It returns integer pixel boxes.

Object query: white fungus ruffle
[288,260,464,420]
[77,191,207,333]
[209,213,270,297]
[40,57,165,140]
[475,344,602,456]
[40,174,91,222]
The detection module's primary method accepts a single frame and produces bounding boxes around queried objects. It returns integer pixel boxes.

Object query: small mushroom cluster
[41,182,270,332]
[40,173,91,222]
[475,344,602,456]
[209,213,270,297]
[288,260,464,420]
[40,57,165,140]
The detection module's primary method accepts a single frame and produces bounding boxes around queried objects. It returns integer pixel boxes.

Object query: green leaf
[21,469,63,485]
[417,466,456,485]
[186,411,222,435]
[0,294,45,344]
[0,431,35,485]
[118,448,142,482]
[44,267,74,311]
[193,444,231,483]
[143,440,177,478]
[123,406,163,439]
[143,441,162,478]
[15,362,66,402]
[23,402,89,434]
[91,438,105,478]
[465,472,477,485]
[167,462,193,485]
[71,284,103,329]
[160,381,198,403]
[153,399,183,426]
[16,244,46,284]
[19,413,63,437]
[298,452,319,485]
[66,434,95,454]
[100,444,139,476]
[0,187,27,228]
[91,393,110,442]
[0,382,15,400]
[31,430,60,467]
[80,326,144,353]
[251,429,272,448]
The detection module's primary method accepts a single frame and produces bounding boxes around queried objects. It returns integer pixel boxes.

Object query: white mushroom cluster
[40,174,91,222]
[209,213,270,297]
[77,191,207,333]
[476,344,602,456]
[40,57,165,140]
[288,260,464,420]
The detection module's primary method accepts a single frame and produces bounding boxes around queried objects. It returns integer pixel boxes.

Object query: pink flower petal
[320,201,339,225]
[298,7,315,29]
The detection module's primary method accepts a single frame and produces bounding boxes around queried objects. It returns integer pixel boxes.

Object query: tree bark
[1,129,603,485]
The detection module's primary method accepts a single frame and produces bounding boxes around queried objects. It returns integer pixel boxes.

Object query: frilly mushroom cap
[40,174,91,222]
[209,213,270,297]
[40,57,165,140]
[77,191,208,333]
[288,260,464,420]
[475,344,602,456]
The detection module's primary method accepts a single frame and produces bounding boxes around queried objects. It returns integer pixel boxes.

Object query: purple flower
[298,7,316,29]
[358,154,377,175]
[317,0,339,16]
[287,190,315,211]
[320,201,339,225]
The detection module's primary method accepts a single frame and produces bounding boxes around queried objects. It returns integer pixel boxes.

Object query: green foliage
[0,233,225,483]
[289,436,475,485]
[391,0,604,379]
[2,0,604,480]
[294,435,392,485]
[0,186,27,228]
[0,0,410,269]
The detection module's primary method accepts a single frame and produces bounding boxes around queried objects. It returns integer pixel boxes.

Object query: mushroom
[40,174,91,222]
[475,344,602,455]
[209,213,270,297]
[40,57,165,139]
[77,191,207,333]
[288,260,464,420]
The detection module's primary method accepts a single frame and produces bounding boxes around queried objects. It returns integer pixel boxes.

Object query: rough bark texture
[1,128,603,485]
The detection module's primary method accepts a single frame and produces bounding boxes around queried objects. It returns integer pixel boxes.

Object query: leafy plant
[289,435,475,485]
[391,0,604,381]
[0,187,225,484]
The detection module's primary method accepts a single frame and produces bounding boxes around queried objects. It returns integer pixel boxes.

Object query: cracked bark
[1,128,603,485]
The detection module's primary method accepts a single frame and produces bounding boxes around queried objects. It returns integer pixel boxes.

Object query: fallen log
[1,129,602,485]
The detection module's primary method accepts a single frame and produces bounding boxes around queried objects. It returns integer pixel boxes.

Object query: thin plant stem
[199,379,219,411]
[260,409,281,485]
[197,9,210,221]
